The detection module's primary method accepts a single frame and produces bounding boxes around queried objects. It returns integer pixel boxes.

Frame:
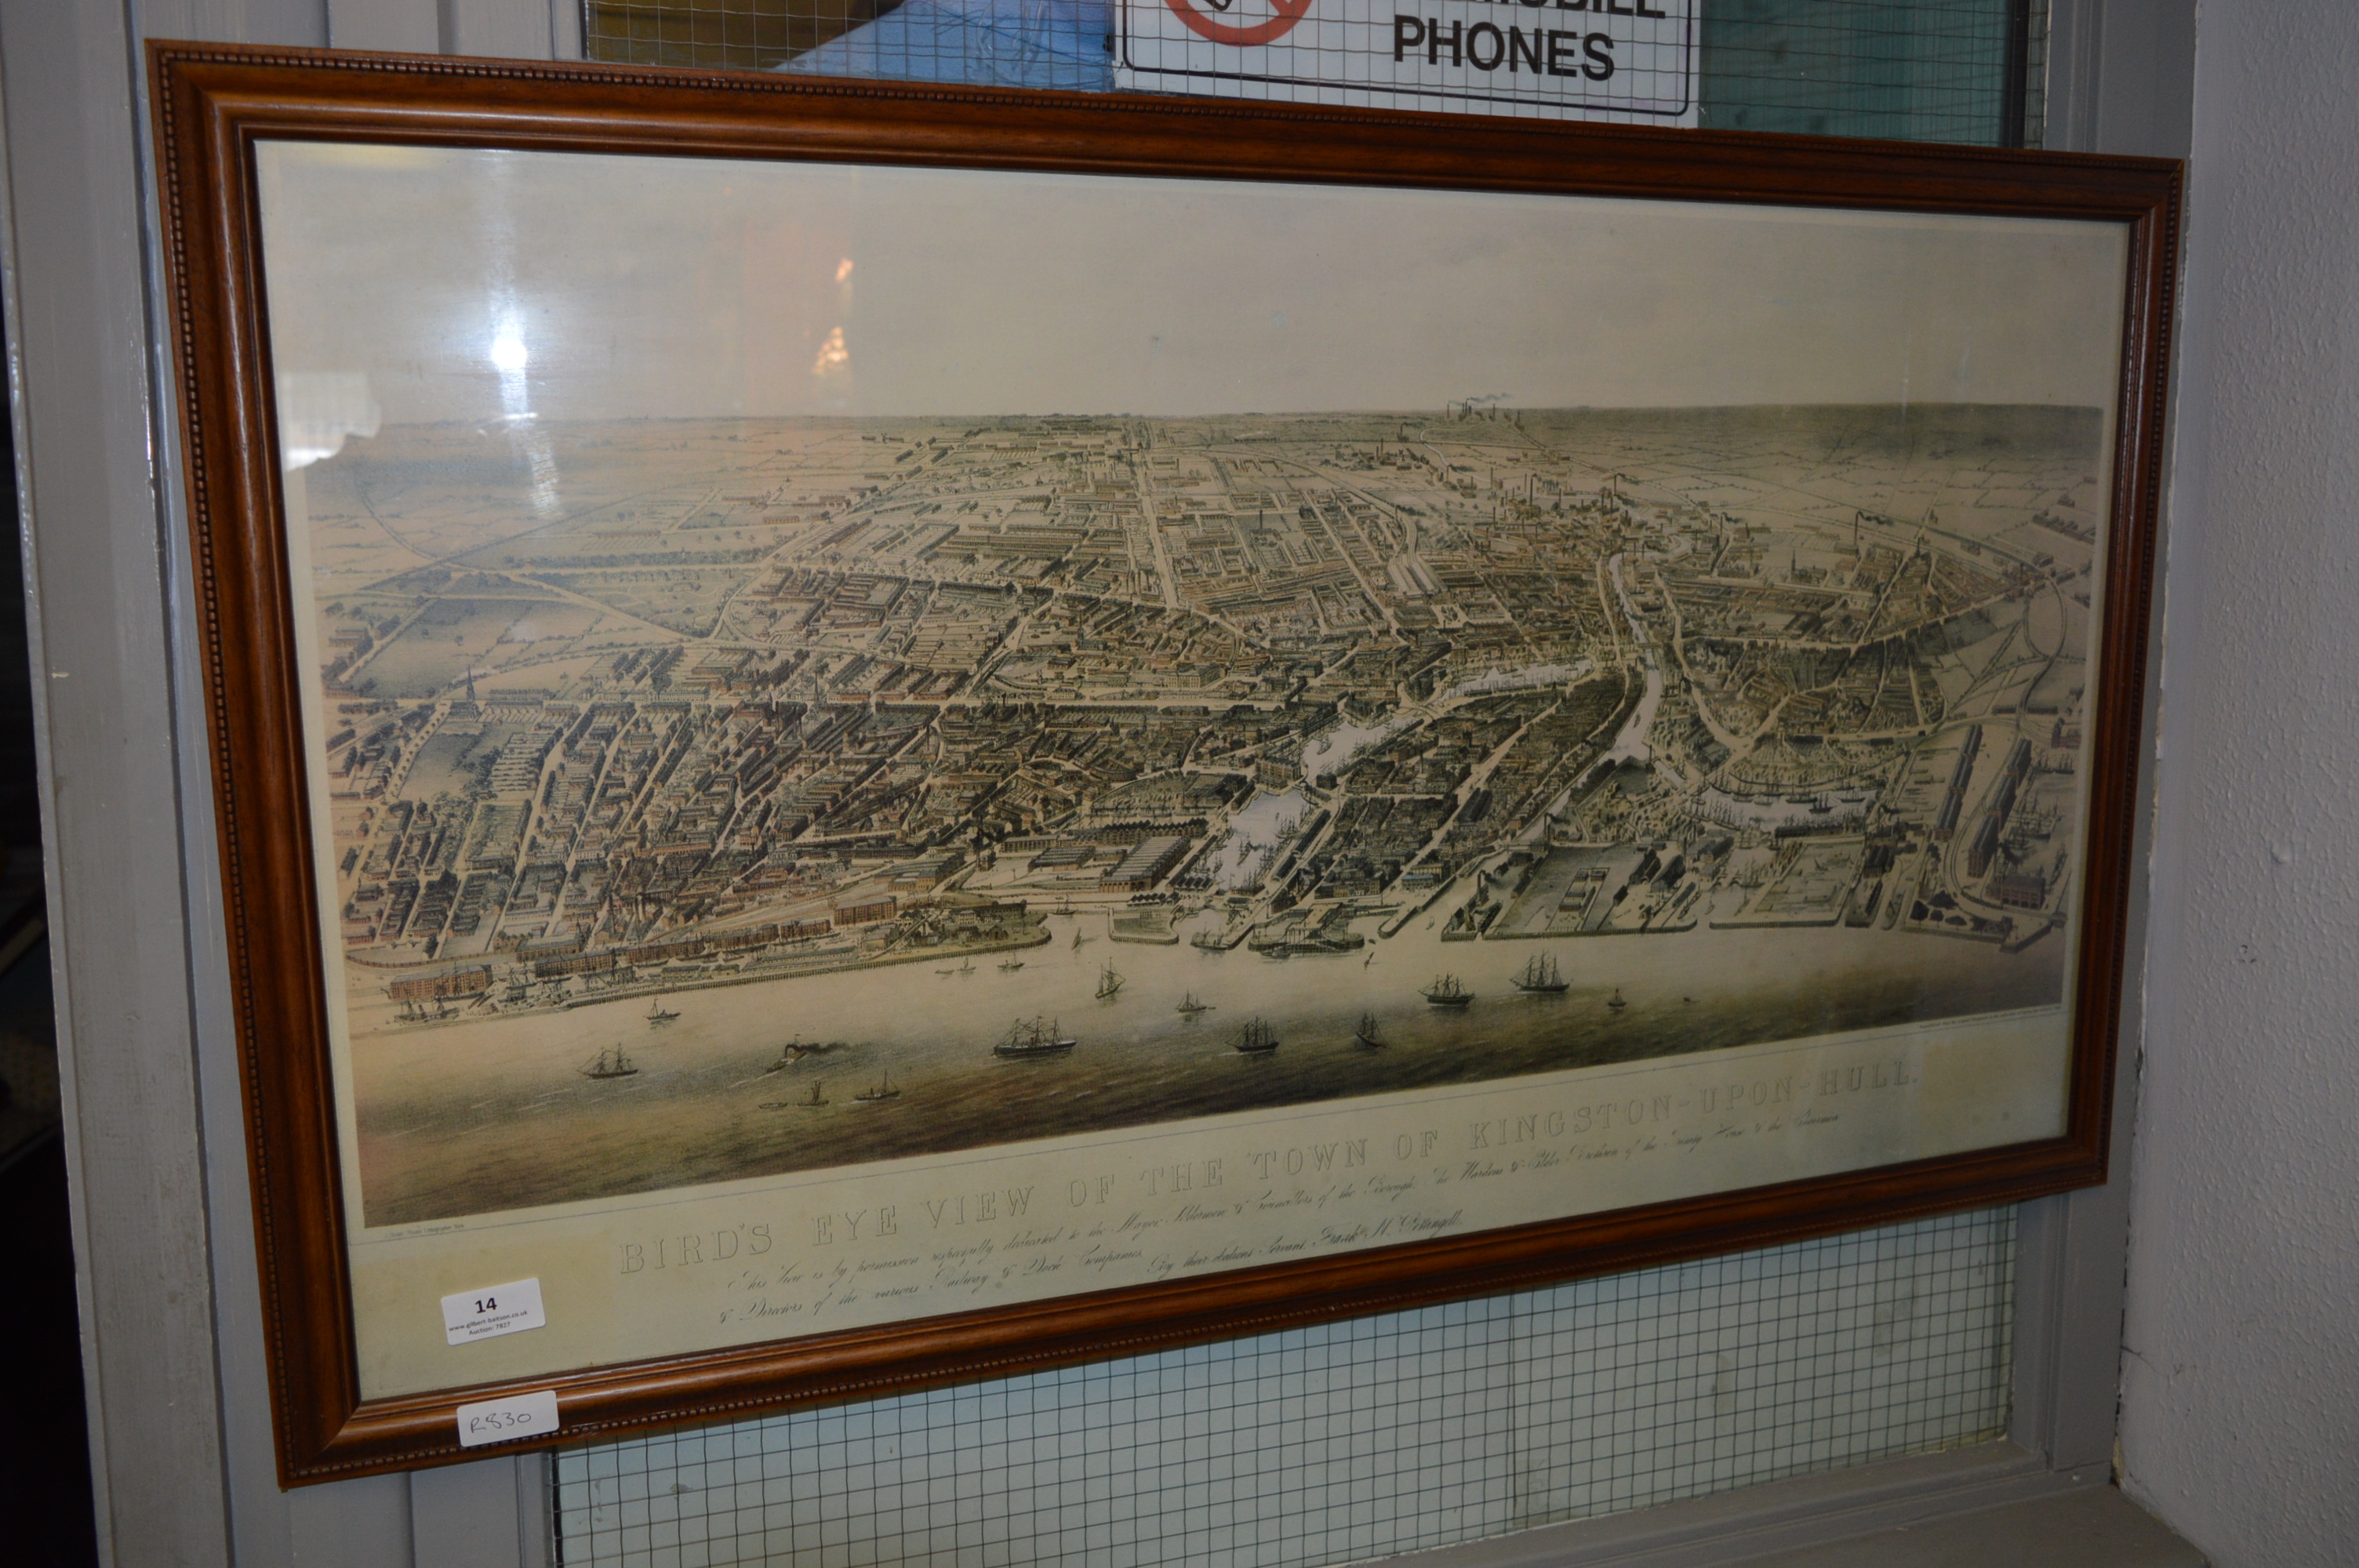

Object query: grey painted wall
[2117,2,2359,1564]
[0,2,2193,1565]
[0,4,560,1564]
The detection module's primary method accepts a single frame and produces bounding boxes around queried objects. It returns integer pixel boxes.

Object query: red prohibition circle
[1162,0,1315,46]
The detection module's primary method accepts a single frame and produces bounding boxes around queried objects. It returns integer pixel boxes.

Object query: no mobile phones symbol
[1164,0,1315,45]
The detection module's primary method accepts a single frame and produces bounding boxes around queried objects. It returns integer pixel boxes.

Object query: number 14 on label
[439,1276,547,1345]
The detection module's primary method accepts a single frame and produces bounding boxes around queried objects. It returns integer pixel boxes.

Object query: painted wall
[2118,2,2359,1564]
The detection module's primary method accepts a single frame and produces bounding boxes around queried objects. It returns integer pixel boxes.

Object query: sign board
[1116,0,1698,122]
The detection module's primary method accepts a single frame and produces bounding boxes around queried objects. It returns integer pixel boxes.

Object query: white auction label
[455,1388,558,1449]
[440,1276,546,1345]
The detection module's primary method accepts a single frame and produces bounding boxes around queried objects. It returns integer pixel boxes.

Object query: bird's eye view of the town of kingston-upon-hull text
[312,403,2103,1222]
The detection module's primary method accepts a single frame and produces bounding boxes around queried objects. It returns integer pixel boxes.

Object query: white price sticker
[456,1388,558,1449]
[440,1277,547,1345]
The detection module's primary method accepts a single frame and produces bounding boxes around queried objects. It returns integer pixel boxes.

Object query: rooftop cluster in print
[314,401,2095,1040]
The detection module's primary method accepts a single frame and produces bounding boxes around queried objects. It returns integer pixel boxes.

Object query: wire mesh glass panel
[785,0,1114,92]
[2017,0,2048,148]
[581,0,1112,84]
[583,0,2046,145]
[1697,0,2043,144]
[552,1206,2015,1566]
[584,0,912,72]
[561,8,2037,1560]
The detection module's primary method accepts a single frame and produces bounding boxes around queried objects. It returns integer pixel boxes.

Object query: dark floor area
[0,1123,99,1566]
[0,307,90,1560]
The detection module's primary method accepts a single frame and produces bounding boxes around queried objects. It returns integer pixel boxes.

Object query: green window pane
[1699,0,2044,146]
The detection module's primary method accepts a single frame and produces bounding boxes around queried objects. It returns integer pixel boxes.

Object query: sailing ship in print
[1096,961,1125,1000]
[852,1068,901,1103]
[1354,1011,1384,1048]
[579,1047,638,1080]
[645,998,680,1026]
[1608,987,1629,1011]
[1513,953,1569,993]
[1423,974,1474,1007]
[1176,993,1212,1016]
[1232,1017,1278,1054]
[758,1079,830,1110]
[994,1016,1078,1058]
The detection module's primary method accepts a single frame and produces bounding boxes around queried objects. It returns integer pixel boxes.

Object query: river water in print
[353,912,2064,1225]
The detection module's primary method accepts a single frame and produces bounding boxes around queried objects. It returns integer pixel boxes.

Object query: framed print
[148,40,2179,1483]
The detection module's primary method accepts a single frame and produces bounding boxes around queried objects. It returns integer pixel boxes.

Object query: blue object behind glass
[780,0,1116,92]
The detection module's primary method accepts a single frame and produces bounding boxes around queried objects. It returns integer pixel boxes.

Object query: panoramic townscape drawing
[258,148,2121,1229]
[312,402,2105,1224]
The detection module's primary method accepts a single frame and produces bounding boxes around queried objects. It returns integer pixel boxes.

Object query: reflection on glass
[274,370,380,470]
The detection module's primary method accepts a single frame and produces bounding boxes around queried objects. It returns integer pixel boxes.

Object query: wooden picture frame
[147,39,2178,1485]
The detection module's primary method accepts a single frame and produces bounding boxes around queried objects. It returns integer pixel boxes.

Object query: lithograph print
[254,142,2126,1386]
